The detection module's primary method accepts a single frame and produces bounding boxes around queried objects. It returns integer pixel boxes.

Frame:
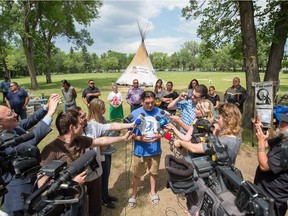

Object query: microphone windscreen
[160,110,165,115]
[127,114,134,120]
[155,116,161,121]
[19,132,35,142]
[67,150,96,174]
[163,132,172,140]
[135,118,142,125]
[140,113,145,117]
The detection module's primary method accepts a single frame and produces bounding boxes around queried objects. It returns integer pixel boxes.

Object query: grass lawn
[2,71,288,149]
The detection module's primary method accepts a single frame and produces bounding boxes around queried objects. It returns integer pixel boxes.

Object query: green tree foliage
[182,0,288,128]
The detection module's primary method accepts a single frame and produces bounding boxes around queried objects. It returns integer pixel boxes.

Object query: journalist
[173,103,242,215]
[173,103,242,164]
[76,103,134,215]
[38,108,131,216]
[254,113,288,216]
[0,94,61,216]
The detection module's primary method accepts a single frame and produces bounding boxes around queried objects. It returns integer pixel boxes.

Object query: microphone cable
[124,136,135,215]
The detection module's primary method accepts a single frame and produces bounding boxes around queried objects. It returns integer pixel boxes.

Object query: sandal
[128,197,136,208]
[150,193,160,205]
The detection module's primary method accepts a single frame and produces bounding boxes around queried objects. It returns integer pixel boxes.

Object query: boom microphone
[47,150,96,195]
[123,114,134,123]
[0,132,35,150]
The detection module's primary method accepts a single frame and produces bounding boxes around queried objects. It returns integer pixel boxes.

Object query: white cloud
[56,0,198,55]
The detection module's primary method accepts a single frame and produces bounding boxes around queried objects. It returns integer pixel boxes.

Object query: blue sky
[55,0,200,55]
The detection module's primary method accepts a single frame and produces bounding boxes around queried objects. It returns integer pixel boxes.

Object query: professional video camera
[0,131,39,197]
[24,150,98,216]
[164,118,276,216]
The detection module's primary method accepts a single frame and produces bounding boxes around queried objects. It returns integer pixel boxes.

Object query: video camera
[0,131,39,197]
[165,118,276,216]
[24,150,98,216]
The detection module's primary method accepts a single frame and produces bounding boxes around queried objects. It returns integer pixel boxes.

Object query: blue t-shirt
[0,80,10,93]
[6,87,28,112]
[131,106,164,157]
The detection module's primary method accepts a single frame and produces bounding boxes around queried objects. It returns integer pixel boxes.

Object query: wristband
[257,147,266,152]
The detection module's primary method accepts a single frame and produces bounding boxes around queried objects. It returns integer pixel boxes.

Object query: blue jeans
[101,155,112,203]
[67,186,87,216]
[64,102,76,111]
[15,108,27,120]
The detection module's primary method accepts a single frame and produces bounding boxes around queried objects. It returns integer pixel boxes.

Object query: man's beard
[274,127,288,141]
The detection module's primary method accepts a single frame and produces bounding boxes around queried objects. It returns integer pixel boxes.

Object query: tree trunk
[238,1,260,128]
[264,2,288,94]
[22,37,39,90]
[45,44,52,84]
[22,1,39,90]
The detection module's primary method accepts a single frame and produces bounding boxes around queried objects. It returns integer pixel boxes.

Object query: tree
[182,1,288,128]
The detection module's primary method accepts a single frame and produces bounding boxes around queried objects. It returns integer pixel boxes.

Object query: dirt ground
[102,141,259,216]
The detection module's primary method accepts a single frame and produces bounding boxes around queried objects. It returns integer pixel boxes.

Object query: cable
[124,138,134,215]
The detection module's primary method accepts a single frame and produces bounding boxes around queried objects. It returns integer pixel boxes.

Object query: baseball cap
[277,113,288,123]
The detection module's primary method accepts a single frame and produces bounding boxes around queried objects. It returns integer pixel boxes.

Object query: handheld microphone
[47,150,96,195]
[130,113,145,134]
[157,128,173,141]
[157,128,181,156]
[160,110,173,121]
[123,114,134,123]
[0,132,35,150]
[156,116,168,128]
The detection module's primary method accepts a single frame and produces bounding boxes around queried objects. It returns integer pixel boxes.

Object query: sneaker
[102,202,116,209]
[108,196,118,202]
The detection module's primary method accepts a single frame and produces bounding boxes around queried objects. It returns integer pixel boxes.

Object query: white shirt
[83,120,110,182]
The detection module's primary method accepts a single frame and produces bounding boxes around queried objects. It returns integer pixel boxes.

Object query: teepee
[116,21,157,87]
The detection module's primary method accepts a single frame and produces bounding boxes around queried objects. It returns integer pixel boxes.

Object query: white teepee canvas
[116,22,157,87]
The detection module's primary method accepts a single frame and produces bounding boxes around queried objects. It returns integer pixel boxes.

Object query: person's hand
[174,139,181,148]
[141,135,157,143]
[165,123,176,131]
[123,131,132,141]
[255,124,269,143]
[47,93,61,117]
[170,115,181,124]
[179,92,188,101]
[73,170,87,184]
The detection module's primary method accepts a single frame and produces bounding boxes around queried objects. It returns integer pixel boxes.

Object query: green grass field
[2,71,288,149]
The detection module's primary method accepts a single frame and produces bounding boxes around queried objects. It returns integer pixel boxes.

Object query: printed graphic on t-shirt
[138,116,160,138]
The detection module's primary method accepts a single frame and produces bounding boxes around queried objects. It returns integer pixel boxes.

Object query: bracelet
[257,147,266,152]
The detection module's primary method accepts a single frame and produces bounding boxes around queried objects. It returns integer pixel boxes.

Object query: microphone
[47,150,96,195]
[156,116,168,128]
[157,128,173,141]
[160,110,173,121]
[157,128,181,157]
[123,114,134,123]
[130,113,145,134]
[0,132,35,150]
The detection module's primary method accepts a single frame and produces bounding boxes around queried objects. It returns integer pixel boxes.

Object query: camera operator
[172,103,242,215]
[0,93,61,216]
[173,103,242,164]
[38,109,131,216]
[253,113,288,216]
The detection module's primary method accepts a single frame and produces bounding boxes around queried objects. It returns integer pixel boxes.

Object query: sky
[55,0,200,55]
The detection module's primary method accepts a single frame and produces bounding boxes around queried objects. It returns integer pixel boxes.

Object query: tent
[116,22,157,87]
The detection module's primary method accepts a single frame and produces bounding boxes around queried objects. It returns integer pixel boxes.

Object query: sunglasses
[89,82,94,84]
